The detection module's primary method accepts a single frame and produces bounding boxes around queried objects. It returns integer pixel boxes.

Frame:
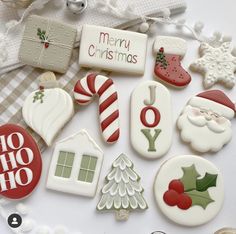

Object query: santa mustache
[187,114,226,133]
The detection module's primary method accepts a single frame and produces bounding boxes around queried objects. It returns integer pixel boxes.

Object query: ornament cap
[39,71,59,89]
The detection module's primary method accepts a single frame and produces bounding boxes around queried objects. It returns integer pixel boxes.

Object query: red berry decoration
[163,189,179,206]
[177,193,192,210]
[169,179,184,194]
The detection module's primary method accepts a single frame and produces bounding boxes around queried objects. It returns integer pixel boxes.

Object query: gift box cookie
[19,15,77,73]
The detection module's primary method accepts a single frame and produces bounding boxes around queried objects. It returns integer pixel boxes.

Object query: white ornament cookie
[47,130,103,197]
[131,81,172,159]
[177,90,235,153]
[22,72,74,146]
[190,42,236,88]
[154,155,224,226]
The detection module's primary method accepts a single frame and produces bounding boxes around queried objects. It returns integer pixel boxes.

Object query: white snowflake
[190,42,236,88]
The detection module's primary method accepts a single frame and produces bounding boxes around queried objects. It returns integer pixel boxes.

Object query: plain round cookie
[154,155,224,226]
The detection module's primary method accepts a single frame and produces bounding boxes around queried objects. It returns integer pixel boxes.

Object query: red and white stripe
[74,73,120,143]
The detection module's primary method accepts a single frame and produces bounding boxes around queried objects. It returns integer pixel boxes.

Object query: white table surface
[1,0,236,233]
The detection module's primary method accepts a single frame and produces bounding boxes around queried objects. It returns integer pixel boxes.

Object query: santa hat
[188,90,236,119]
[153,36,187,58]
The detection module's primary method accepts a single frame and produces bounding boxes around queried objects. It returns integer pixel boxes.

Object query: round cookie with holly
[154,155,224,226]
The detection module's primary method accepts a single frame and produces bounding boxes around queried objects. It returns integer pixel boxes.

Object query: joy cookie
[177,90,235,153]
[97,153,148,221]
[153,36,191,87]
[190,41,236,88]
[74,73,120,144]
[0,124,42,199]
[47,130,103,197]
[22,72,74,146]
[154,155,224,226]
[131,81,172,159]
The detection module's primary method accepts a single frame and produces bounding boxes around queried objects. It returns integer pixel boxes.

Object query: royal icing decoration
[0,124,42,199]
[47,130,103,197]
[154,155,224,226]
[97,153,148,221]
[22,72,74,146]
[190,42,236,88]
[131,81,172,159]
[74,73,120,144]
[177,90,235,153]
[153,36,191,87]
[79,25,148,75]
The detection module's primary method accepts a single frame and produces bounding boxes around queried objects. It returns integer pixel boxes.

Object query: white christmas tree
[97,154,148,221]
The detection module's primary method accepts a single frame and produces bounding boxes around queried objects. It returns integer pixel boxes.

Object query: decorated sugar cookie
[97,153,148,221]
[74,73,120,144]
[47,130,103,197]
[153,36,191,87]
[215,228,236,234]
[0,124,42,199]
[154,155,224,226]
[131,81,172,159]
[177,90,235,153]
[22,72,74,146]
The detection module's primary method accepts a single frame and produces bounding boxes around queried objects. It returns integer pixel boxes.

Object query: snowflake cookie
[190,42,236,88]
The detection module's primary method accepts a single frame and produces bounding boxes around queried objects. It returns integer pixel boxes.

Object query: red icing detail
[101,110,119,131]
[99,93,118,114]
[74,80,92,98]
[177,193,192,210]
[0,124,42,200]
[44,42,49,48]
[169,179,184,194]
[154,53,191,87]
[163,190,179,206]
[87,73,97,94]
[197,90,236,112]
[140,106,161,128]
[97,79,113,97]
[107,129,120,143]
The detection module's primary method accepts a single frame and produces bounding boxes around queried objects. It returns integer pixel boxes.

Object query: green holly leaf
[186,190,214,209]
[196,173,218,192]
[180,164,200,192]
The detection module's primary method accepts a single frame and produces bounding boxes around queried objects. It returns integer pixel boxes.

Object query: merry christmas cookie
[177,90,235,153]
[153,36,191,87]
[154,155,224,226]
[131,81,172,159]
[22,72,74,146]
[97,153,148,221]
[0,124,42,199]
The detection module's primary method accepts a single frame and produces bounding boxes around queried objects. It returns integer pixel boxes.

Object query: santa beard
[177,105,232,153]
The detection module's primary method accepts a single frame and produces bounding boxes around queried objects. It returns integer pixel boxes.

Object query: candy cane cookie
[74,74,120,143]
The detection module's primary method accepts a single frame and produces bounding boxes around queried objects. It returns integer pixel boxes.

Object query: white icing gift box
[79,25,148,75]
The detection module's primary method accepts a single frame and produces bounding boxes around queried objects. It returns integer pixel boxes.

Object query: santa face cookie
[131,81,172,159]
[22,72,74,146]
[154,155,224,226]
[177,90,235,153]
[0,124,42,199]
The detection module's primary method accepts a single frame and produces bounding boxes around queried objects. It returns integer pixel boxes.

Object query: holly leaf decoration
[186,190,214,209]
[180,164,200,192]
[196,173,218,192]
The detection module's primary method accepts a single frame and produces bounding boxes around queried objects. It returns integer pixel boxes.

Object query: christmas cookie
[97,153,148,221]
[74,73,120,144]
[215,228,236,234]
[153,36,191,87]
[0,124,42,199]
[47,130,103,197]
[177,90,235,153]
[131,81,172,159]
[154,155,224,226]
[22,72,74,146]
[190,42,236,88]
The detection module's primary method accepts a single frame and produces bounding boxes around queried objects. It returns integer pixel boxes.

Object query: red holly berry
[168,179,184,194]
[163,190,179,206]
[177,193,192,210]
[159,47,164,53]
[44,42,49,48]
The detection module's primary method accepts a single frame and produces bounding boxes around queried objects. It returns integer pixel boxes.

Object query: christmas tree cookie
[97,154,148,221]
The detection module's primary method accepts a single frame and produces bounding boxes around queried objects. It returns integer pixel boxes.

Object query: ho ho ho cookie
[154,155,224,226]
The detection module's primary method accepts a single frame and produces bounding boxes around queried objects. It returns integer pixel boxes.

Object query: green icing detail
[156,48,168,68]
[33,90,44,103]
[196,173,218,192]
[141,129,161,152]
[186,190,214,209]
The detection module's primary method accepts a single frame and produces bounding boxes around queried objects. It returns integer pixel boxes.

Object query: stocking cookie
[153,36,191,87]
[131,81,172,159]
[154,155,224,226]
[22,72,74,146]
[97,153,148,221]
[177,90,235,153]
[0,124,42,199]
